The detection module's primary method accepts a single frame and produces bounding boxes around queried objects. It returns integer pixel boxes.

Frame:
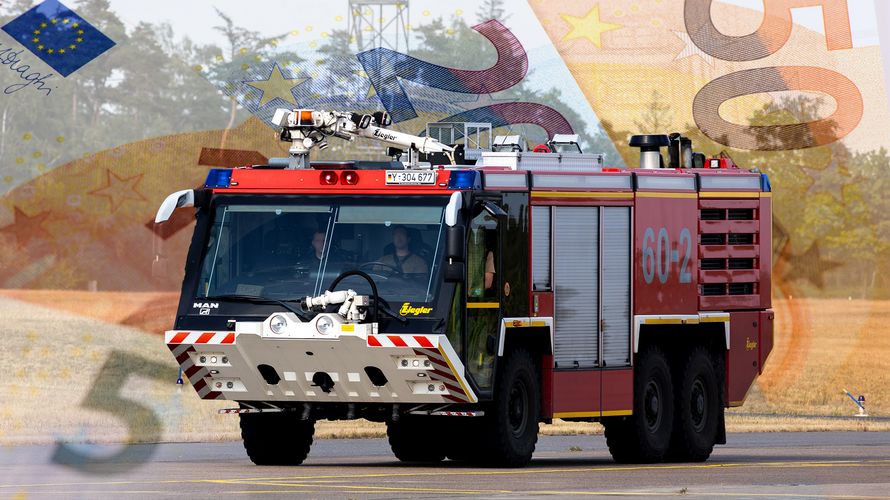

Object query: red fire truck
[156,110,772,467]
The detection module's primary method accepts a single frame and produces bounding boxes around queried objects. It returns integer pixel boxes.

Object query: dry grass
[0,296,236,445]
[749,298,890,416]
[0,292,887,445]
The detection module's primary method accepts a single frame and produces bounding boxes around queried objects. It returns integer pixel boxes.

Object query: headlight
[270,314,287,334]
[316,315,334,335]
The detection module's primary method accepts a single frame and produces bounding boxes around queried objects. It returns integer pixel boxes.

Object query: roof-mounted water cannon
[272,108,454,169]
[629,134,670,169]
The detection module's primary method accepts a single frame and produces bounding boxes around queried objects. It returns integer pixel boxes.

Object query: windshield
[197,197,447,305]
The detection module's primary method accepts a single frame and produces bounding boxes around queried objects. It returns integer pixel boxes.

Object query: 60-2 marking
[642,227,693,285]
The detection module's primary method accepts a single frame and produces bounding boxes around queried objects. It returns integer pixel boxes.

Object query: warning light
[342,171,359,185]
[205,168,232,188]
[320,171,338,185]
[298,110,314,122]
[447,170,479,190]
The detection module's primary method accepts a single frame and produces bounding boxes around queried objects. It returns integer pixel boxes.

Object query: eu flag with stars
[2,0,115,77]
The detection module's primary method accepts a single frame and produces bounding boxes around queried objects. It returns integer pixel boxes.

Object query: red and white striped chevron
[167,331,236,345]
[167,341,224,400]
[366,334,437,349]
[413,346,471,403]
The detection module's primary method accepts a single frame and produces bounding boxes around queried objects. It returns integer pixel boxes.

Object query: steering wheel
[326,269,406,325]
[358,261,402,280]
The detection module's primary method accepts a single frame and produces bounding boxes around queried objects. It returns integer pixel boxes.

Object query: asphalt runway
[1,432,888,499]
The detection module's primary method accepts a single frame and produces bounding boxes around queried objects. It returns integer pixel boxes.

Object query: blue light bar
[447,170,480,190]
[205,168,232,188]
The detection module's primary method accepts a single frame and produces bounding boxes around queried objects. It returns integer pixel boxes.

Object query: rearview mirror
[444,225,466,283]
[155,189,195,223]
[446,225,466,262]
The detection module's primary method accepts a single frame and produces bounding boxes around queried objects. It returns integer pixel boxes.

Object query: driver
[378,225,428,274]
[299,231,326,268]
[296,230,338,279]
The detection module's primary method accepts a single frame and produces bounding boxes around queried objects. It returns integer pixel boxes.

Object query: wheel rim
[508,378,529,437]
[690,378,707,432]
[644,380,662,432]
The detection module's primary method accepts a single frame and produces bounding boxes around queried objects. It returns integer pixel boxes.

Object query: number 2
[679,228,693,284]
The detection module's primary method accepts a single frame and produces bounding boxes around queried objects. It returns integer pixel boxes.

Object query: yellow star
[244,64,308,107]
[59,49,65,54]
[76,37,83,42]
[62,18,69,23]
[72,22,79,28]
[51,18,58,24]
[40,22,46,28]
[47,48,53,54]
[33,29,40,34]
[69,44,76,49]
[88,170,147,212]
[560,5,621,48]
[31,37,39,43]
[77,29,83,34]
[37,45,43,50]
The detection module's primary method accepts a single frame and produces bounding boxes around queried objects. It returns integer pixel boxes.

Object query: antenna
[349,0,410,53]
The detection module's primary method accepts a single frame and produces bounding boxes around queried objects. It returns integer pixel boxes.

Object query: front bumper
[165,319,477,404]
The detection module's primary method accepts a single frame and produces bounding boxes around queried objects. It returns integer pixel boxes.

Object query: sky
[108,0,884,49]
[110,0,487,48]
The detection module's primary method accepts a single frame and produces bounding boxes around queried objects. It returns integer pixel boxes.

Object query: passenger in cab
[379,225,428,274]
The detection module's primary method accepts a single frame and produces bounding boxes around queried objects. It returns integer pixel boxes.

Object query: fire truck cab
[157,110,773,467]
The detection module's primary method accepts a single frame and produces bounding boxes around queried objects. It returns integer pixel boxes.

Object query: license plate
[385,170,437,185]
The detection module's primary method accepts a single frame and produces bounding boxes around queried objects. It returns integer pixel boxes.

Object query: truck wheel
[482,348,540,467]
[240,412,314,466]
[668,347,720,462]
[387,417,446,462]
[604,345,674,463]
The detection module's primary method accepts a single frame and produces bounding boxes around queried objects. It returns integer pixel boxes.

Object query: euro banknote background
[0,0,888,460]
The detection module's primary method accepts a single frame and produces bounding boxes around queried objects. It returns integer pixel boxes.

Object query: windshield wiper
[204,294,312,321]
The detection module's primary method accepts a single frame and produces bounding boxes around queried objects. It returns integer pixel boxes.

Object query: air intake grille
[698,198,763,310]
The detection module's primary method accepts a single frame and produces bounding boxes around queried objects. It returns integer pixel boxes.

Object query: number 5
[52,350,169,474]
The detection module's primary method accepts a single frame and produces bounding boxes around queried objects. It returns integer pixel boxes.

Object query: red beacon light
[341,171,359,185]
[320,171,338,185]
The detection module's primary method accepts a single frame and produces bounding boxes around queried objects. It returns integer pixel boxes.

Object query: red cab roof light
[320,171,338,185]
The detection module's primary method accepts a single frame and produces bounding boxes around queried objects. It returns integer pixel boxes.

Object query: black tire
[387,417,447,463]
[240,411,314,466]
[604,345,674,463]
[480,348,540,467]
[668,347,720,462]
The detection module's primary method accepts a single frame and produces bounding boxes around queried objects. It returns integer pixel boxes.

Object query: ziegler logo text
[400,303,433,317]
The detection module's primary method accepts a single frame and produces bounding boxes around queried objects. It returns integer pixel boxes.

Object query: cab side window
[467,210,498,299]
